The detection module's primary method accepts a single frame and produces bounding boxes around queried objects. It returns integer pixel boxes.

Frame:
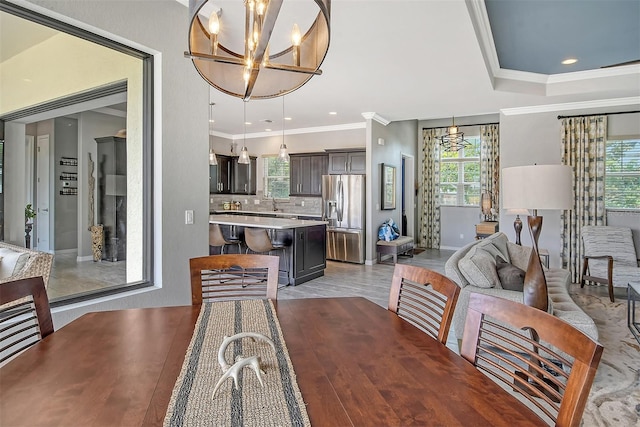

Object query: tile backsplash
[210,192,322,216]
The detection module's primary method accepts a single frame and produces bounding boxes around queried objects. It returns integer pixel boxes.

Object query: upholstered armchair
[581,226,640,302]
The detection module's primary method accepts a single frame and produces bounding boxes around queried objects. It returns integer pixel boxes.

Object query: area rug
[164,300,310,427]
[569,285,640,427]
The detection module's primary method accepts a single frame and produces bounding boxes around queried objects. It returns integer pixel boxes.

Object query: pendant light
[238,101,251,164]
[278,95,290,163]
[208,100,218,165]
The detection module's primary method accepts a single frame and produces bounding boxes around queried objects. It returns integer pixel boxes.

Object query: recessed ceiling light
[561,58,578,65]
[245,121,252,125]
[265,128,272,132]
[329,111,337,115]
[209,119,215,123]
[284,117,292,121]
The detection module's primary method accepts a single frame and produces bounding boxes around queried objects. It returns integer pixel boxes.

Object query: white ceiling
[2,1,640,137]
[187,0,640,138]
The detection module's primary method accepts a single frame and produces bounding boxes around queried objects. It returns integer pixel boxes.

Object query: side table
[628,282,640,344]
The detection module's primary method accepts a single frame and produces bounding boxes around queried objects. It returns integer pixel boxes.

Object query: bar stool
[244,228,289,283]
[209,223,241,255]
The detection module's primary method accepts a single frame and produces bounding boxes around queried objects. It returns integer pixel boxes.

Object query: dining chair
[580,225,639,302]
[460,292,604,427]
[387,263,460,344]
[209,223,241,255]
[0,276,54,365]
[189,254,279,304]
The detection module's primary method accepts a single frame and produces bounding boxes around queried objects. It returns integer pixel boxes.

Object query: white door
[36,135,50,252]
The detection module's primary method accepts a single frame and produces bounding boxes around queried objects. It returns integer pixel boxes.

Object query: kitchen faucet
[272,197,278,212]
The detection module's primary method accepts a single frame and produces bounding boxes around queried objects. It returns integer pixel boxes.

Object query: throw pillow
[496,258,525,291]
[459,246,501,288]
[487,233,511,263]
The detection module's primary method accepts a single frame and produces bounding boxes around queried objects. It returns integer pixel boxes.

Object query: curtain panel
[420,128,443,249]
[560,115,607,282]
[480,124,500,214]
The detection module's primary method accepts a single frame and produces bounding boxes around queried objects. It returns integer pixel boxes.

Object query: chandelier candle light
[186,0,331,100]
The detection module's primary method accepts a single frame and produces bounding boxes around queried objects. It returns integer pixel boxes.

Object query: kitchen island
[209,214,327,286]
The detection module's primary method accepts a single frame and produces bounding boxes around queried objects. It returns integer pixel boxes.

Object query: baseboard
[55,249,77,255]
[77,255,94,262]
[440,245,463,251]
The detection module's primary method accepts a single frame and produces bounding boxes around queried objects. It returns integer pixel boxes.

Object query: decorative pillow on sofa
[496,258,525,291]
[0,249,30,279]
[458,245,502,289]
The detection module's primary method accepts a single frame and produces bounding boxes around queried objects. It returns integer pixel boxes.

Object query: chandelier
[437,117,471,152]
[186,0,331,100]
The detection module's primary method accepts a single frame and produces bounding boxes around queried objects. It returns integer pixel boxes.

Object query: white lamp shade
[502,165,572,211]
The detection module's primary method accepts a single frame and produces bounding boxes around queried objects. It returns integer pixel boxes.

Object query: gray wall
[500,110,640,268]
[54,117,78,251]
[368,119,418,263]
[77,111,126,259]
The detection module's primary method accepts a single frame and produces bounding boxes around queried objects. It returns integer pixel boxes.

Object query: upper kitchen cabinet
[232,156,257,195]
[327,149,366,174]
[290,153,328,196]
[209,154,231,194]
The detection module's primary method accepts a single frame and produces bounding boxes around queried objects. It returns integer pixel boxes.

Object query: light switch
[185,210,194,225]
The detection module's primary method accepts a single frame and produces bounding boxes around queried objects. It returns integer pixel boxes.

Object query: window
[264,156,290,199]
[0,4,153,305]
[439,137,481,206]
[606,139,640,209]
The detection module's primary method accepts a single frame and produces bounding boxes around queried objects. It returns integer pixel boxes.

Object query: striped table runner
[164,300,310,427]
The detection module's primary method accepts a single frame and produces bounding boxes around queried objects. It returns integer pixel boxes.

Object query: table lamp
[502,164,572,310]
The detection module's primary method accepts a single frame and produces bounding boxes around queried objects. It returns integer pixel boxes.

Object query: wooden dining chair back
[0,276,54,365]
[387,264,460,344]
[189,254,279,304]
[460,292,604,427]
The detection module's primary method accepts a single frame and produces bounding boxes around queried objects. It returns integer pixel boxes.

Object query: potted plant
[25,203,37,224]
[25,203,36,248]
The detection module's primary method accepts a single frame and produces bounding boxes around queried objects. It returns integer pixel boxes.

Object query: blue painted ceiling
[485,0,640,74]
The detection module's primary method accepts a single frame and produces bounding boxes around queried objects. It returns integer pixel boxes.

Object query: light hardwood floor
[279,249,455,307]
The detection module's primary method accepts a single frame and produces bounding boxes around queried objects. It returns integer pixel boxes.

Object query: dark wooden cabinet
[209,154,231,194]
[293,224,327,282]
[95,136,126,261]
[327,149,366,174]
[289,153,327,196]
[232,156,257,195]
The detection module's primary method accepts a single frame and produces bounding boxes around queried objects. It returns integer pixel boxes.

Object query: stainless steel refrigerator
[322,174,366,264]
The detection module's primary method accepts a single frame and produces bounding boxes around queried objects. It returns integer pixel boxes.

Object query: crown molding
[500,96,640,116]
[361,112,390,126]
[212,121,366,140]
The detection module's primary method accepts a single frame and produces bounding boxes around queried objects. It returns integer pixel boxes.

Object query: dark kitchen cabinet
[232,156,257,195]
[327,149,366,174]
[209,154,231,194]
[289,153,328,196]
[293,224,327,281]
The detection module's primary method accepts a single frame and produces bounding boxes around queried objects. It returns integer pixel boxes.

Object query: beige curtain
[480,124,500,214]
[419,128,443,249]
[561,115,607,282]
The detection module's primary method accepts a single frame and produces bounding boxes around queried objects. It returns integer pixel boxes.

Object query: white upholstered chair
[581,226,640,302]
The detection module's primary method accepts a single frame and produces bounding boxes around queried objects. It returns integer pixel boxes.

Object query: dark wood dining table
[0,297,545,426]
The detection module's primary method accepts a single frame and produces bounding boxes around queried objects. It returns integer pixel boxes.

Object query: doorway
[401,153,415,238]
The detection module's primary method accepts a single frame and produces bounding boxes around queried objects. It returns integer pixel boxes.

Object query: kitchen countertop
[210,214,327,229]
[211,210,322,219]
